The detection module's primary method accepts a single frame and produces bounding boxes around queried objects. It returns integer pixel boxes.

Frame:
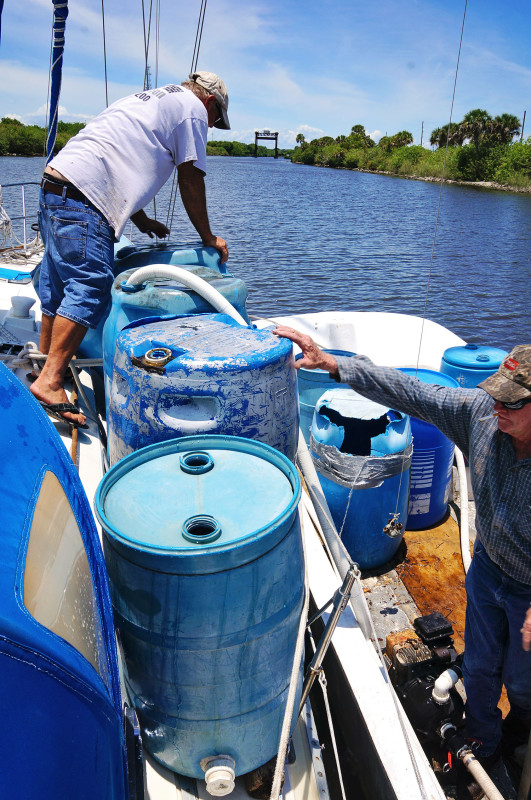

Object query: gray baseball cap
[189,71,230,130]
[478,344,531,402]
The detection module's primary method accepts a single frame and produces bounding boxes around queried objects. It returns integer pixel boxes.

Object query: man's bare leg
[39,313,54,354]
[30,314,88,425]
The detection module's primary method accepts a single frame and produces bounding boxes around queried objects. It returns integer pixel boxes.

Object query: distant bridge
[254,129,279,158]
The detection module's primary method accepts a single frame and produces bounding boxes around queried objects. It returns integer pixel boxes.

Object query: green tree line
[292,109,530,190]
[0,119,85,157]
[0,120,294,160]
[207,140,292,158]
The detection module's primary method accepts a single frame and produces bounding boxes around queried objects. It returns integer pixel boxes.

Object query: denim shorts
[38,187,115,329]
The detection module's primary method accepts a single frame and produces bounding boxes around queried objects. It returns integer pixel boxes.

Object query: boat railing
[0,181,41,254]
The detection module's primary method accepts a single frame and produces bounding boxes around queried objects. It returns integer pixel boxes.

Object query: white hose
[455,447,472,573]
[461,751,506,800]
[124,265,248,327]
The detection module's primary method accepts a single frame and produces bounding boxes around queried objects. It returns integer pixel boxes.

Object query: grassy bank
[292,135,531,192]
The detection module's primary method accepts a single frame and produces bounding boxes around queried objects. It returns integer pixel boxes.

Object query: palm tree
[488,114,521,145]
[295,132,306,149]
[430,122,465,149]
[459,109,492,153]
[391,130,413,148]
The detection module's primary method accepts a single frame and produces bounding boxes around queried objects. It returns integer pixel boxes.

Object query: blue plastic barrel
[440,344,508,388]
[107,313,299,465]
[310,388,412,569]
[95,435,304,779]
[91,243,248,361]
[399,368,459,530]
[102,251,249,399]
[296,350,355,443]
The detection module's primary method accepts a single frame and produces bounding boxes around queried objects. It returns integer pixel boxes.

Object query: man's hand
[130,210,170,239]
[521,607,531,651]
[273,326,339,373]
[202,235,229,264]
[178,161,229,263]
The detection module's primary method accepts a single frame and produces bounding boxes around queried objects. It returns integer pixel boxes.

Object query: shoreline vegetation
[291,111,531,193]
[2,108,530,193]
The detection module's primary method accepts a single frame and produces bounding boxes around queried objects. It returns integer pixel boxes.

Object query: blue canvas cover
[0,364,126,799]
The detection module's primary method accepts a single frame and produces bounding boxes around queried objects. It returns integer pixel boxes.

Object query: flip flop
[39,401,89,430]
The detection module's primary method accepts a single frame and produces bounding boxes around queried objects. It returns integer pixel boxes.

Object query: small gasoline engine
[386,612,464,753]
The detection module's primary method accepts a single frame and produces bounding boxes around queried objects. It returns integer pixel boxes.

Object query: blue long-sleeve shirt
[335,355,531,585]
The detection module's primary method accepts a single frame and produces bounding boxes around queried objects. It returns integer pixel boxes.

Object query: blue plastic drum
[399,368,459,530]
[107,313,299,465]
[95,435,304,779]
[440,344,508,388]
[310,388,412,569]
[296,350,356,443]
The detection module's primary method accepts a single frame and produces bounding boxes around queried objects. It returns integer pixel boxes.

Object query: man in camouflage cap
[274,327,531,797]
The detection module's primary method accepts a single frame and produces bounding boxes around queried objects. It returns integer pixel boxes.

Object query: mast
[46,0,69,165]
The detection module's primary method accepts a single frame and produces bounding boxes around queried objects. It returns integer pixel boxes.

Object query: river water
[1,155,530,351]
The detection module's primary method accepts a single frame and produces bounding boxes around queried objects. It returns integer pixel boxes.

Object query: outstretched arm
[177,160,228,263]
[273,326,338,372]
[130,210,170,239]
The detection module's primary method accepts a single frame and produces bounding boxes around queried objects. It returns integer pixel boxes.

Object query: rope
[269,519,310,800]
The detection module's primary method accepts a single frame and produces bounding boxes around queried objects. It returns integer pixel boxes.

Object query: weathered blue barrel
[310,388,412,569]
[440,344,508,388]
[95,435,304,780]
[107,313,299,465]
[296,350,356,443]
[399,368,459,530]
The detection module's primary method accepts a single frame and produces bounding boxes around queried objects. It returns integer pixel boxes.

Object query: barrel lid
[399,367,459,388]
[442,344,508,370]
[119,313,291,369]
[95,435,300,569]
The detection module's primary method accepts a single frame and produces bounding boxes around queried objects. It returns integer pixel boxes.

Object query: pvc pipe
[455,447,472,573]
[432,669,459,705]
[124,264,249,327]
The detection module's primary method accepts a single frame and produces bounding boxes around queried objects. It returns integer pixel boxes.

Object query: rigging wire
[389,0,469,524]
[141,0,153,90]
[101,0,109,107]
[190,0,208,74]
[166,0,210,234]
[417,0,468,363]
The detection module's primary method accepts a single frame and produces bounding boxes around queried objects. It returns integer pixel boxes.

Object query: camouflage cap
[478,345,531,402]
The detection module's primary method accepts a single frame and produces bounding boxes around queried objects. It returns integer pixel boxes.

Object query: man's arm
[274,325,487,454]
[130,210,170,239]
[177,160,228,263]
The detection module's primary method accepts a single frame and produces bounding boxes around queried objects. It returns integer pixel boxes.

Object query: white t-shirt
[50,85,208,238]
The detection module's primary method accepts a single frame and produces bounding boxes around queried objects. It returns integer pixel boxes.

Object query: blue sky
[1,0,530,148]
